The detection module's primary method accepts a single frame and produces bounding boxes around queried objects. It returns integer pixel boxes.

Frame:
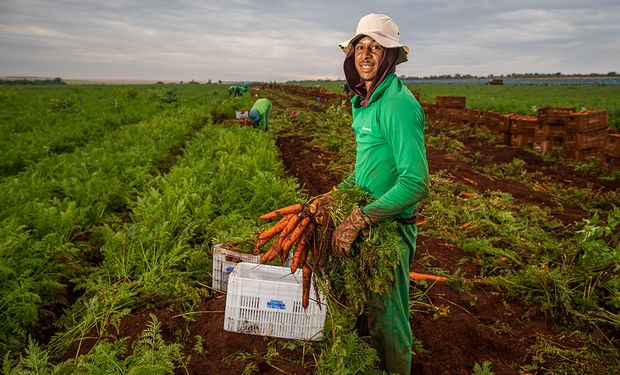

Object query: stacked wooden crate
[563,110,608,161]
[421,103,438,122]
[467,109,485,130]
[603,132,620,168]
[445,108,470,127]
[436,96,466,109]
[533,107,575,153]
[507,114,539,147]
[434,96,466,127]
[482,111,510,143]
[417,93,618,169]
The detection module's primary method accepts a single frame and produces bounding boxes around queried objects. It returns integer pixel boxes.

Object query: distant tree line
[402,72,618,80]
[0,77,66,85]
[289,72,619,84]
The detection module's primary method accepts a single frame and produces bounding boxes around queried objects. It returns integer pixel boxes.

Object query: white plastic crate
[212,243,260,293]
[224,263,327,341]
[235,110,249,119]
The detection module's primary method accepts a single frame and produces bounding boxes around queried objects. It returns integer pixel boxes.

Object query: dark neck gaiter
[344,41,399,107]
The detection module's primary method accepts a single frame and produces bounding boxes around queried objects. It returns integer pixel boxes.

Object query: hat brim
[339,32,409,65]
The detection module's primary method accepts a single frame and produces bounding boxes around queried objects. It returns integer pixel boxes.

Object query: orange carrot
[459,221,473,230]
[415,219,427,227]
[278,214,300,240]
[290,223,313,273]
[281,217,311,251]
[271,215,300,263]
[302,265,312,309]
[268,214,299,253]
[255,214,295,249]
[280,217,311,263]
[258,214,294,240]
[409,271,493,285]
[462,177,478,186]
[409,271,448,282]
[459,191,478,198]
[259,203,303,220]
[300,233,312,267]
[261,243,280,264]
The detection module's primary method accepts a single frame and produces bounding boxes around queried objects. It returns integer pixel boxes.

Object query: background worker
[330,13,429,374]
[248,98,272,131]
[228,84,249,97]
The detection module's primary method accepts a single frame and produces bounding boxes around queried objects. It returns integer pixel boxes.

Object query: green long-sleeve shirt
[343,73,429,222]
[250,98,272,131]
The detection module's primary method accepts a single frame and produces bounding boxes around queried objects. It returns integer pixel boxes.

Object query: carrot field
[1,82,618,374]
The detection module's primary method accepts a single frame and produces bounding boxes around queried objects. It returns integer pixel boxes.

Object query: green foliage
[1,84,314,370]
[523,334,620,374]
[421,172,619,331]
[48,123,299,355]
[426,133,466,157]
[6,314,183,375]
[575,208,620,272]
[503,209,619,328]
[485,158,527,179]
[322,187,402,308]
[316,326,383,375]
[472,360,494,375]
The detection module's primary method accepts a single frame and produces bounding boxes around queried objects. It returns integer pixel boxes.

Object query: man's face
[354,36,384,86]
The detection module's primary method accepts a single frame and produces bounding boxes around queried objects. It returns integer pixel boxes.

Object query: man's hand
[309,193,334,226]
[331,207,373,257]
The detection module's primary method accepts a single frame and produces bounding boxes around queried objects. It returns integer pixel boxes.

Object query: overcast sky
[1,0,619,82]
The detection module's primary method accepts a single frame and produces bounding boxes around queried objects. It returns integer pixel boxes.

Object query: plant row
[0,100,217,352]
[0,84,228,177]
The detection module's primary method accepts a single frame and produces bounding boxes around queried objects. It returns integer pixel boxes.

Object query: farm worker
[229,84,249,97]
[248,98,272,131]
[329,13,429,374]
[228,85,242,97]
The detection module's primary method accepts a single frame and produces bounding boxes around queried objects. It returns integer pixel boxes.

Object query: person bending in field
[320,13,430,374]
[228,84,248,97]
[248,98,272,131]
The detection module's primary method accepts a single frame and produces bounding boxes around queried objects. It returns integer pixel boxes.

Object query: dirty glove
[309,193,334,227]
[331,207,373,257]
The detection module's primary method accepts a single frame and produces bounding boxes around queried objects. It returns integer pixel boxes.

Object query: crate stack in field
[506,114,539,147]
[487,111,511,144]
[433,96,467,127]
[563,110,609,161]
[533,107,574,153]
[603,132,620,168]
[416,91,618,169]
[467,109,485,131]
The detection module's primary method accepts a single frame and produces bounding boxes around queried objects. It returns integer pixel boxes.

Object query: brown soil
[65,86,617,374]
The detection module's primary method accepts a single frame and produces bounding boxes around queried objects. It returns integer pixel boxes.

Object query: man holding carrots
[331,13,430,374]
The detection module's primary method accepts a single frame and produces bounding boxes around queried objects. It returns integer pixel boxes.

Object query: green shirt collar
[350,73,397,108]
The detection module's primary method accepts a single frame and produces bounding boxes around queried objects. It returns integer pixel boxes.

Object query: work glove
[331,207,373,257]
[309,193,334,227]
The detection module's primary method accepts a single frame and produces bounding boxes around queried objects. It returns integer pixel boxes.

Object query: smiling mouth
[359,63,375,73]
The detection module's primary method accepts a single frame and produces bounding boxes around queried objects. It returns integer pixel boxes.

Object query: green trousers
[367,222,417,375]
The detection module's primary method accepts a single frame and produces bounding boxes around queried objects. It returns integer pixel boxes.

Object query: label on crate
[225,266,235,274]
[266,299,286,310]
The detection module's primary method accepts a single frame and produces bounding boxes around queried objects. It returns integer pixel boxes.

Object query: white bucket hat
[339,13,409,65]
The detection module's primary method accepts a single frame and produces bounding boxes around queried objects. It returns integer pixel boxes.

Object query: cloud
[0,0,619,80]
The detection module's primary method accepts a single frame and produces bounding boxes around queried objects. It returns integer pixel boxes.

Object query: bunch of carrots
[254,199,331,308]
[253,195,465,309]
